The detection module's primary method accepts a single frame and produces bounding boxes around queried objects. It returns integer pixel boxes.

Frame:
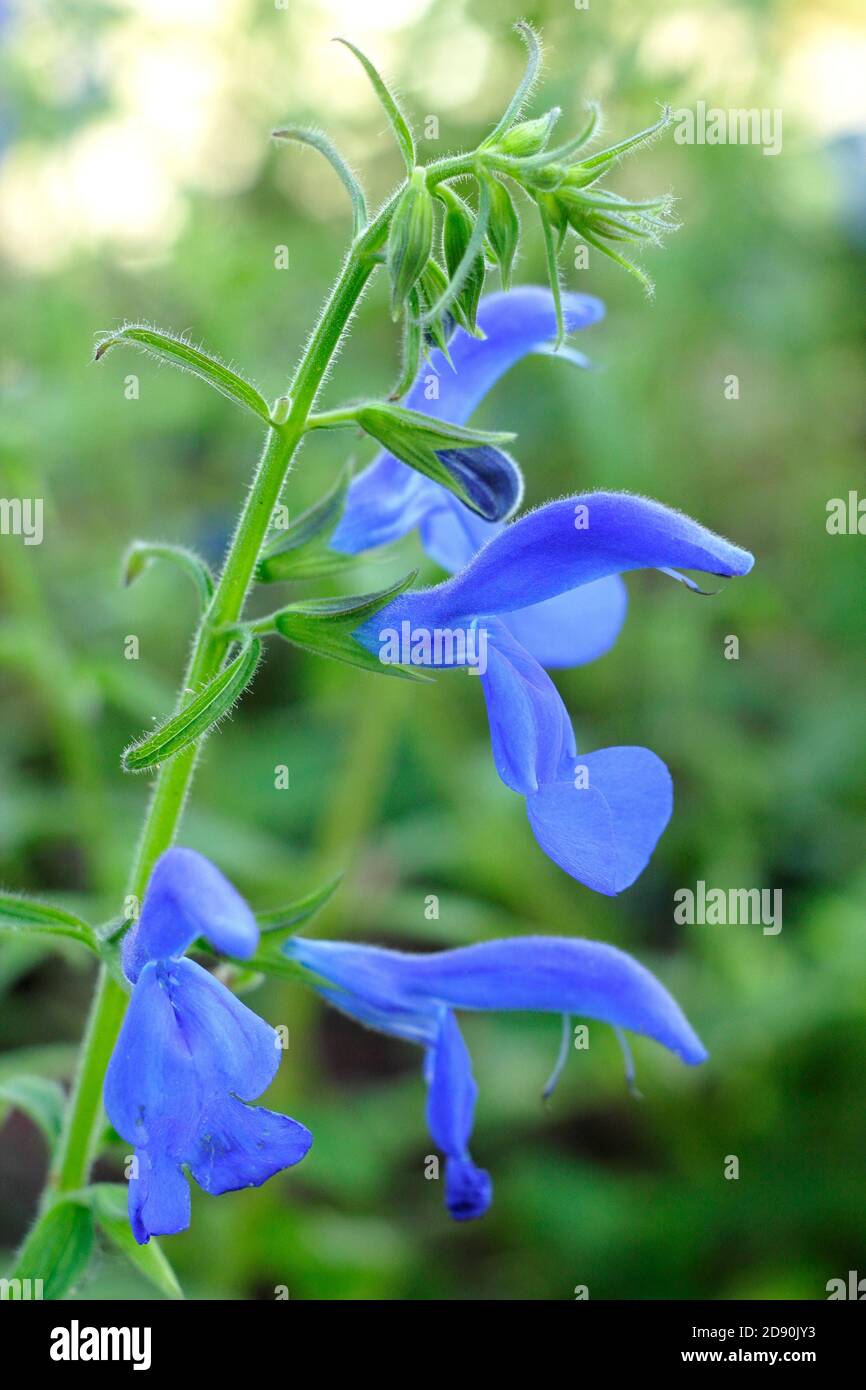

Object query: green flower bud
[484,177,520,289]
[442,195,485,335]
[496,108,559,158]
[387,167,434,320]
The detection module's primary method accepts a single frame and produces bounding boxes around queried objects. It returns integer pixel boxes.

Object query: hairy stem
[47,145,478,1202]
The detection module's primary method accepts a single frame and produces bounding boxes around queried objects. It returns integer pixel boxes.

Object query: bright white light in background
[782,24,866,136]
[315,0,432,36]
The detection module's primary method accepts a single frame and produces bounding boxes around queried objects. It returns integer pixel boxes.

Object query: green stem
[47,144,479,1203]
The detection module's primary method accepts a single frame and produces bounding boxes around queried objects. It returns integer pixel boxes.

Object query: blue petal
[425,1008,492,1222]
[284,935,707,1067]
[188,1096,312,1197]
[504,576,629,669]
[417,497,496,572]
[104,957,309,1244]
[331,286,602,555]
[122,847,259,981]
[435,445,523,523]
[356,492,754,644]
[525,746,673,895]
[479,619,573,793]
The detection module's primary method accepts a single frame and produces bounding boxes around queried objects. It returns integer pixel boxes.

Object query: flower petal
[525,746,673,895]
[331,286,602,555]
[425,1008,492,1222]
[479,619,573,793]
[356,492,754,642]
[123,847,258,981]
[504,575,628,669]
[284,935,707,1066]
[188,1096,312,1196]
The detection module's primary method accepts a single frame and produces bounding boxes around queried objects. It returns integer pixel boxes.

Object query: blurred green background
[1,0,864,1300]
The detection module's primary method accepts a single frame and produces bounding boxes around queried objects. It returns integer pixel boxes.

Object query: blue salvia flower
[331,286,626,671]
[105,848,312,1245]
[284,933,708,1221]
[352,492,754,894]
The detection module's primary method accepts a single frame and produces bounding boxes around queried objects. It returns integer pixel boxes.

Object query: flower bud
[442,195,485,335]
[387,167,434,320]
[495,108,559,158]
[484,178,520,289]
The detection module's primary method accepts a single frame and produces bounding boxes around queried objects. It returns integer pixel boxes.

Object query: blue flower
[105,848,312,1245]
[332,286,625,671]
[352,491,753,894]
[284,932,708,1221]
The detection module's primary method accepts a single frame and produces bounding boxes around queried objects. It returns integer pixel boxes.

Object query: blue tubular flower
[105,848,312,1244]
[331,286,627,670]
[352,495,752,894]
[330,286,603,557]
[284,932,708,1221]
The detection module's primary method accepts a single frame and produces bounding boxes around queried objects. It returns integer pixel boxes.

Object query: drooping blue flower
[105,848,312,1245]
[284,932,708,1221]
[332,286,627,670]
[352,492,753,894]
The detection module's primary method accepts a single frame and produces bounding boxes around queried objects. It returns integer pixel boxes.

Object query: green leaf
[0,892,97,953]
[0,1075,66,1152]
[83,1184,183,1301]
[257,466,355,582]
[257,874,343,938]
[272,125,367,238]
[123,540,214,610]
[94,324,273,425]
[346,400,514,519]
[418,178,490,329]
[334,38,415,174]
[480,21,543,150]
[122,638,263,772]
[7,1200,94,1300]
[484,176,520,289]
[271,572,431,680]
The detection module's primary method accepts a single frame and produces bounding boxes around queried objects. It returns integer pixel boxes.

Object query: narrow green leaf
[257,466,353,583]
[0,1076,66,1152]
[123,540,214,610]
[418,178,490,327]
[480,21,543,150]
[0,893,97,952]
[256,874,343,936]
[272,124,367,238]
[272,572,431,680]
[334,38,415,174]
[575,105,671,173]
[122,638,263,772]
[94,324,272,424]
[537,199,565,348]
[7,1200,94,1300]
[83,1184,183,1301]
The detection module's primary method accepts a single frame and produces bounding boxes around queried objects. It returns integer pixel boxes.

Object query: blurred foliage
[0,0,864,1300]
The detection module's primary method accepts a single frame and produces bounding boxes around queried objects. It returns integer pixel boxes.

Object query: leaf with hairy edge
[6,1200,94,1300]
[271,572,431,680]
[334,38,415,174]
[0,1076,66,1151]
[123,541,214,609]
[94,325,273,424]
[0,893,97,952]
[257,466,355,582]
[122,639,263,772]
